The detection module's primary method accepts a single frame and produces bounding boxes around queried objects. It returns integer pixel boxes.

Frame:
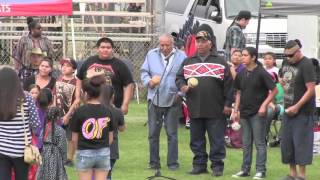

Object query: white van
[165,0,288,62]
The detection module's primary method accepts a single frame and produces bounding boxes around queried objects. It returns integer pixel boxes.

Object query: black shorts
[280,113,314,165]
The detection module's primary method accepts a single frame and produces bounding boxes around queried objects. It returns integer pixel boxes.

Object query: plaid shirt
[224,23,246,61]
[14,34,53,70]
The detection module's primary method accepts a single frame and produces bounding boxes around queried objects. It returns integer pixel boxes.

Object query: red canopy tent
[0,0,72,16]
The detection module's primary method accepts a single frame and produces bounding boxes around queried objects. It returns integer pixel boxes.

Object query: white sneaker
[253,172,266,179]
[232,171,250,178]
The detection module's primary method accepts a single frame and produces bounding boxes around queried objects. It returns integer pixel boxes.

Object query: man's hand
[223,106,232,115]
[285,105,300,117]
[121,104,129,115]
[258,105,267,117]
[149,75,161,89]
[231,111,240,122]
[148,80,157,89]
[180,85,189,94]
[73,98,81,109]
[62,114,71,125]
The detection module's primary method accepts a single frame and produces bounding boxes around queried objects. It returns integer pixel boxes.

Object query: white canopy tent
[260,0,320,16]
[256,0,320,54]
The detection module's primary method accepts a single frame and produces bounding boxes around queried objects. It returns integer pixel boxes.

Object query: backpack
[225,120,242,149]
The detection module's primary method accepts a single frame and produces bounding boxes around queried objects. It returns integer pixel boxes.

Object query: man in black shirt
[279,40,316,180]
[75,37,134,114]
[176,27,232,177]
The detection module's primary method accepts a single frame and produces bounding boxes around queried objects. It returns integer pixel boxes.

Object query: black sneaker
[188,167,208,175]
[232,171,250,178]
[147,164,160,170]
[212,170,223,177]
[253,172,266,179]
[168,164,179,171]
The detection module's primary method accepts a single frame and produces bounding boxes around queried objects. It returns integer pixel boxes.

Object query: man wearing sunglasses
[279,40,316,180]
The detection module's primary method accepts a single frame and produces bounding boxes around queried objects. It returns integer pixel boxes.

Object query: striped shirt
[0,93,40,157]
[14,34,53,70]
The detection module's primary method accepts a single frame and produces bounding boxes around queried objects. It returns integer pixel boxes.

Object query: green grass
[66,102,320,180]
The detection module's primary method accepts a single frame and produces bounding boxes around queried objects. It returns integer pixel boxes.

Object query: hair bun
[27,17,34,25]
[47,107,62,122]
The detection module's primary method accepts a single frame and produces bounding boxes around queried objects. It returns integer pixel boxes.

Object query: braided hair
[44,107,62,144]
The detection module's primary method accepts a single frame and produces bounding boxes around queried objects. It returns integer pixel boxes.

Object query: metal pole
[256,0,262,53]
[154,0,165,34]
[62,16,67,57]
[71,18,77,60]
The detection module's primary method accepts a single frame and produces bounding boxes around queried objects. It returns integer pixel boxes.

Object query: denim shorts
[76,148,111,171]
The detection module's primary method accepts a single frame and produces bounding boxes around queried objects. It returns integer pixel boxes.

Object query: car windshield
[225,0,259,19]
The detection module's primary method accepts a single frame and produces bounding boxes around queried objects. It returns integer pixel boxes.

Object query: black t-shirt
[234,65,276,119]
[109,106,125,159]
[280,57,316,115]
[77,55,134,108]
[70,103,114,150]
[23,75,56,91]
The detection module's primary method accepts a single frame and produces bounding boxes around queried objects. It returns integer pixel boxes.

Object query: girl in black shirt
[70,75,113,180]
[232,47,277,179]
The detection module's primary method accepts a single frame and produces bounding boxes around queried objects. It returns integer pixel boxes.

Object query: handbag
[21,102,42,165]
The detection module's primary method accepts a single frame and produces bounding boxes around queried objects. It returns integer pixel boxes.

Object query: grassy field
[66,102,320,180]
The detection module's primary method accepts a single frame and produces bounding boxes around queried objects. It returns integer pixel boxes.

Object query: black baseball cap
[237,10,251,20]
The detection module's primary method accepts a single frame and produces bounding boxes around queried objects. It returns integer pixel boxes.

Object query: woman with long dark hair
[23,57,56,91]
[0,66,40,180]
[231,47,278,179]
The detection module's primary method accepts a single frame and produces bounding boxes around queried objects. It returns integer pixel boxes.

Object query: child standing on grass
[100,85,126,180]
[231,47,277,179]
[70,75,114,180]
[54,58,78,167]
[36,106,68,180]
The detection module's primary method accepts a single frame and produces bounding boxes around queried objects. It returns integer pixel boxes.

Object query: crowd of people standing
[0,10,319,180]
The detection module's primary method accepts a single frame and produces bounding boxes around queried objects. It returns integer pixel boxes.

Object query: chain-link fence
[0,31,159,100]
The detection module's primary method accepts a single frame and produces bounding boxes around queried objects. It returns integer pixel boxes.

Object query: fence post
[62,16,67,58]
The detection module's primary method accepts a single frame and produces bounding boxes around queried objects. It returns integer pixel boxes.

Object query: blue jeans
[148,102,179,168]
[76,148,111,171]
[240,114,267,173]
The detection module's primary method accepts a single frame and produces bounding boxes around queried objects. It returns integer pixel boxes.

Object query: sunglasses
[284,50,298,58]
